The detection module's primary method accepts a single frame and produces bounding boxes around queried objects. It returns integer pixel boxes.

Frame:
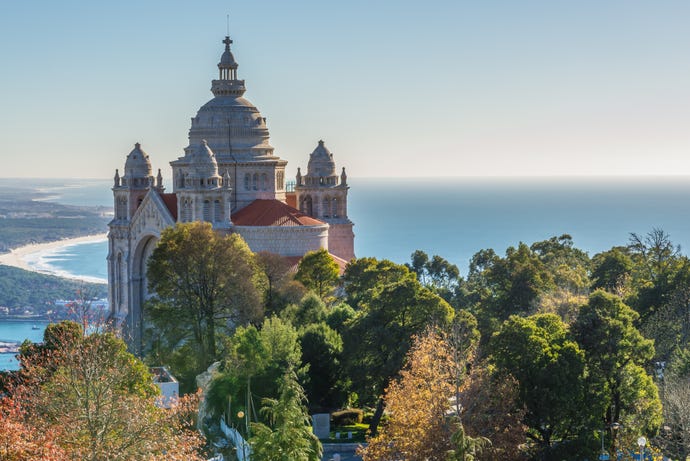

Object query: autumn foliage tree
[361,330,484,461]
[4,321,205,461]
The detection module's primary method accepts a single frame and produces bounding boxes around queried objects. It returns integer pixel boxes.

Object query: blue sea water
[3,176,690,370]
[0,321,48,370]
[13,176,690,281]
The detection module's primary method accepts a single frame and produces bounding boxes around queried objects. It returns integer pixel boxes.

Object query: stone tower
[175,140,232,229]
[295,140,355,261]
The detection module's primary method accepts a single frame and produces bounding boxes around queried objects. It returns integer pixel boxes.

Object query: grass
[321,423,368,443]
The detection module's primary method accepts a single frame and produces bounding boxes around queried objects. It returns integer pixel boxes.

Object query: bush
[331,408,364,426]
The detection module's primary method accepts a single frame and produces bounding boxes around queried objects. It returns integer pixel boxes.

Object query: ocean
[18,176,690,278]
[2,176,690,369]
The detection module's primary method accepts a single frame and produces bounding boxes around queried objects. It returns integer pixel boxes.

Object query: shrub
[331,408,364,426]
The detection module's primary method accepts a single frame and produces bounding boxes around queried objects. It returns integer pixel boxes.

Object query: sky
[2,1,690,178]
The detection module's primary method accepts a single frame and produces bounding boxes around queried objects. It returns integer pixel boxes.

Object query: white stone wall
[233,224,329,257]
[327,222,355,261]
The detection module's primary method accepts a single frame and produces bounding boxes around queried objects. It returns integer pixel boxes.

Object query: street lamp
[598,429,610,460]
[637,436,647,461]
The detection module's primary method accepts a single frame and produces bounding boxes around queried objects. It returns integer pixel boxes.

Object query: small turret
[341,167,347,186]
[114,169,120,188]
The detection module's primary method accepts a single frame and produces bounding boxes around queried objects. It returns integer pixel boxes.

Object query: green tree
[295,248,340,300]
[256,251,293,316]
[591,247,633,296]
[281,292,328,327]
[465,243,554,339]
[146,222,263,380]
[342,258,454,435]
[207,316,303,425]
[572,290,661,454]
[407,250,461,304]
[249,370,322,461]
[299,322,345,410]
[490,313,591,459]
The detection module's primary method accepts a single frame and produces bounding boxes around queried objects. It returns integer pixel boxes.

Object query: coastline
[0,233,108,283]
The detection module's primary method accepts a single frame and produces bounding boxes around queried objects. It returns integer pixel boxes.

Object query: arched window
[303,195,313,216]
[244,173,251,191]
[214,200,222,221]
[203,200,211,221]
[277,171,284,190]
[115,253,123,309]
[332,197,339,217]
[322,196,331,217]
[182,198,192,222]
[261,173,268,191]
[253,173,259,191]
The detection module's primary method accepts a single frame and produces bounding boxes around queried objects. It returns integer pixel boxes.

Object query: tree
[591,247,633,296]
[7,322,204,461]
[490,313,591,459]
[249,370,322,461]
[256,251,293,316]
[465,243,554,339]
[407,250,461,304]
[294,248,340,300]
[299,322,345,410]
[281,292,328,327]
[361,330,463,461]
[572,290,661,455]
[342,258,454,435]
[146,222,263,377]
[207,316,303,425]
[459,366,527,461]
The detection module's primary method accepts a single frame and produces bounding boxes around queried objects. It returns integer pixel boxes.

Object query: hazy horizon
[2,1,690,179]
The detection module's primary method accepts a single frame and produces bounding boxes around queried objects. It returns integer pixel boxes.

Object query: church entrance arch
[129,235,158,354]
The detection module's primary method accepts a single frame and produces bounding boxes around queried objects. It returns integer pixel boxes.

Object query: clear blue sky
[2,0,690,178]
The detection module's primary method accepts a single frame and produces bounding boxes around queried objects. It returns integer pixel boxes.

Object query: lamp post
[636,436,646,461]
[598,429,610,460]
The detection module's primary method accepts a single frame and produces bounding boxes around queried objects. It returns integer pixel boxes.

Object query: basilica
[107,36,355,349]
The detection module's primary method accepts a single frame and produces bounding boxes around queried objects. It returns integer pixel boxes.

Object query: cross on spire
[223,36,233,50]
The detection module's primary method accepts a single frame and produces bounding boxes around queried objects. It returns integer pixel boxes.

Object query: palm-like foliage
[249,370,322,461]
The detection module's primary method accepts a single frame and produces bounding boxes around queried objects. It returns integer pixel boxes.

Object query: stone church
[107,36,355,349]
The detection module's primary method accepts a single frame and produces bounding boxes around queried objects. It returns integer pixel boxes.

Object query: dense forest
[0,265,107,316]
[4,222,690,460]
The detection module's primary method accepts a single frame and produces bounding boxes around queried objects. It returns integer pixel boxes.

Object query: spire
[114,169,120,187]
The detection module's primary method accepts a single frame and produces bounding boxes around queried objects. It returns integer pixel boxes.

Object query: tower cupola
[306,140,337,178]
[124,143,153,180]
[211,35,246,97]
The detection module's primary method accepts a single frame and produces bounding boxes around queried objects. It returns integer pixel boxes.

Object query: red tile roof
[160,193,178,220]
[232,199,324,227]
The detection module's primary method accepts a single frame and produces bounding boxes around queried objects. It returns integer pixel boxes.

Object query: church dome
[306,140,336,177]
[184,36,275,162]
[219,48,238,68]
[124,143,152,178]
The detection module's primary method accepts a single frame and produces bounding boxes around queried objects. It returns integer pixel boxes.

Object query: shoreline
[0,233,108,283]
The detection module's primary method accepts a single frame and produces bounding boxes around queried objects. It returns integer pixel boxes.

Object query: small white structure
[311,413,331,439]
[151,366,178,408]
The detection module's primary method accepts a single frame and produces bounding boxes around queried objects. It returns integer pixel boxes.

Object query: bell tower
[295,140,354,261]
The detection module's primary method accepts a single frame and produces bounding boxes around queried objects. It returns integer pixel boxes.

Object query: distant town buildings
[108,36,354,350]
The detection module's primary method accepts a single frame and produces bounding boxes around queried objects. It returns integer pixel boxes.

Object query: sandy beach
[0,234,108,274]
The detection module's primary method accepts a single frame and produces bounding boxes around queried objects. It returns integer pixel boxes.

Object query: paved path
[322,443,363,461]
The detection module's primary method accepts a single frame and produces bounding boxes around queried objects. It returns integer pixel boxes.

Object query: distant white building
[107,36,354,351]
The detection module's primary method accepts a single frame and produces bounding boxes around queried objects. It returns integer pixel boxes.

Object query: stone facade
[107,36,354,351]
